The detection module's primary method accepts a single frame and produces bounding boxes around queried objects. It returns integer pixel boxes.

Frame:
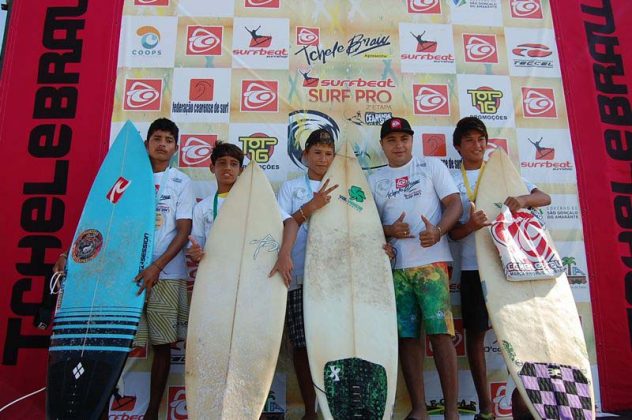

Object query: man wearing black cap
[369,117,462,420]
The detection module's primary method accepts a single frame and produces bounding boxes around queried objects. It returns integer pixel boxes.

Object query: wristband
[436,225,442,237]
[59,252,68,259]
[298,206,308,223]
[152,262,164,271]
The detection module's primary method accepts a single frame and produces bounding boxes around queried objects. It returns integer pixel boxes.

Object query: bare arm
[135,218,192,296]
[269,218,300,287]
[504,188,551,212]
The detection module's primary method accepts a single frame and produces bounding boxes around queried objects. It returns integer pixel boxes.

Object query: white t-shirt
[190,193,226,250]
[453,168,537,270]
[277,175,321,290]
[153,168,195,280]
[190,192,290,250]
[369,156,458,269]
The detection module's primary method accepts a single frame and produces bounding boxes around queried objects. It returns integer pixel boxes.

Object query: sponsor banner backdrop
[551,0,632,411]
[110,0,604,417]
[0,0,125,417]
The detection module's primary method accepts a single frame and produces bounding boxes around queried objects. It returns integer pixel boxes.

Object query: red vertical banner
[551,0,632,411]
[0,1,123,417]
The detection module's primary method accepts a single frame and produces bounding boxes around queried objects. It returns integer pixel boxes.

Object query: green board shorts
[134,278,189,347]
[393,262,455,338]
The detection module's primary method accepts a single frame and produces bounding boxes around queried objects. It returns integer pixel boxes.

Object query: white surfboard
[304,140,398,419]
[185,162,287,419]
[475,149,594,419]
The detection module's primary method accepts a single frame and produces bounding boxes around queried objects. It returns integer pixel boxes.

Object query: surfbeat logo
[239,133,279,167]
[413,84,450,115]
[463,34,498,63]
[168,387,187,419]
[287,110,340,169]
[186,26,223,56]
[233,24,288,58]
[124,79,162,111]
[106,177,131,204]
[133,26,161,55]
[427,319,465,356]
[240,80,279,112]
[407,0,441,14]
[510,0,543,19]
[304,71,396,104]
[522,87,557,118]
[491,209,564,279]
[296,26,319,47]
[179,134,216,168]
[245,0,280,8]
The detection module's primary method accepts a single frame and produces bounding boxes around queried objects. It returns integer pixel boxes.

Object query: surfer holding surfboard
[271,128,339,420]
[369,117,463,420]
[449,117,550,420]
[134,118,195,420]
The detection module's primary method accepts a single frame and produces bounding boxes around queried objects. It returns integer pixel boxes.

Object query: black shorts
[460,270,490,332]
[285,286,306,348]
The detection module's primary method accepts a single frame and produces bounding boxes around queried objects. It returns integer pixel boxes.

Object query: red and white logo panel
[422,133,447,157]
[179,134,216,167]
[186,26,223,56]
[106,177,131,204]
[167,386,187,420]
[395,176,409,189]
[189,79,214,101]
[245,0,280,8]
[296,26,319,46]
[413,84,449,116]
[490,382,513,417]
[407,0,441,14]
[124,79,162,111]
[510,0,543,19]
[522,87,557,118]
[240,80,279,112]
[463,34,498,63]
[135,0,169,5]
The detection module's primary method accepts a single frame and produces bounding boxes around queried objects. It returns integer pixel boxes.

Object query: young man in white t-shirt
[369,117,463,420]
[133,118,195,420]
[449,117,550,420]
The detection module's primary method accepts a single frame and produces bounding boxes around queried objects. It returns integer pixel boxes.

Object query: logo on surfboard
[107,177,132,204]
[72,229,104,263]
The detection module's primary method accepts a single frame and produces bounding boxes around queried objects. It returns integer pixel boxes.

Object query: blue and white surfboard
[47,121,154,419]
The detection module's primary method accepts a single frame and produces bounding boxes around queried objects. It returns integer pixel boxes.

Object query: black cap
[305,128,334,149]
[380,117,414,139]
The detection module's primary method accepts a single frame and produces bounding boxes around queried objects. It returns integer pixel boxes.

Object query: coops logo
[413,84,450,115]
[189,79,214,101]
[407,0,441,14]
[463,34,498,63]
[510,0,543,19]
[241,80,279,112]
[137,26,160,50]
[179,134,216,167]
[186,26,223,55]
[124,79,162,111]
[522,87,557,118]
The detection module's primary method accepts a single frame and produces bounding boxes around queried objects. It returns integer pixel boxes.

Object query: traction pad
[518,362,592,420]
[323,357,387,419]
